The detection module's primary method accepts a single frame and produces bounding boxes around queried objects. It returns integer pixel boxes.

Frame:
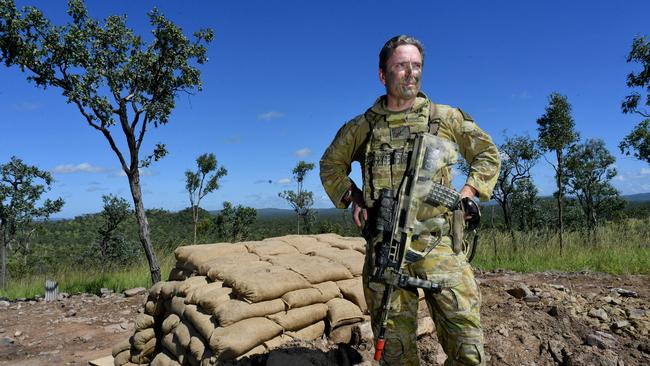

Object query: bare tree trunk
[192,205,198,244]
[556,151,565,255]
[128,171,161,283]
[0,223,6,288]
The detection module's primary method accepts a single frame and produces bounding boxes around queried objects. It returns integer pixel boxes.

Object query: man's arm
[319,114,369,208]
[437,108,501,201]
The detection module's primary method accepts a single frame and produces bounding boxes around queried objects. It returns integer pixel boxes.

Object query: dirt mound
[1,271,648,365]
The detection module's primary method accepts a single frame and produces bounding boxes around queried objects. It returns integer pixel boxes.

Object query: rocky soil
[1,271,648,366]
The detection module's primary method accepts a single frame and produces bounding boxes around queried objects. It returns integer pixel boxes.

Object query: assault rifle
[371,133,481,361]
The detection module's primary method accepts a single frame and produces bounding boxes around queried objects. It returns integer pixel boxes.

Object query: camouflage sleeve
[319,115,370,208]
[437,108,501,201]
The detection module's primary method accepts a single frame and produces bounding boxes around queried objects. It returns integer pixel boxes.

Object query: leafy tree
[279,161,315,234]
[510,177,541,232]
[620,35,650,164]
[94,194,138,265]
[537,92,579,253]
[565,139,626,230]
[185,153,227,244]
[0,0,213,282]
[214,201,256,242]
[0,156,63,287]
[492,134,540,236]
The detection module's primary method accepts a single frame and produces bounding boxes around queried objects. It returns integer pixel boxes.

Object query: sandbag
[281,281,340,309]
[286,320,325,341]
[329,323,357,344]
[214,298,286,327]
[173,321,199,349]
[267,303,328,331]
[145,299,165,317]
[149,281,165,299]
[209,317,283,360]
[310,248,364,276]
[312,234,366,253]
[336,278,367,314]
[225,265,310,303]
[327,298,364,328]
[266,253,353,283]
[162,313,181,335]
[185,281,223,305]
[111,338,131,357]
[196,253,260,276]
[135,313,155,331]
[160,281,183,299]
[133,328,155,350]
[198,288,232,314]
[263,334,293,350]
[245,240,299,257]
[161,333,186,364]
[150,350,181,366]
[236,344,266,360]
[113,349,131,366]
[170,296,187,318]
[174,243,247,265]
[184,304,217,341]
[207,260,272,282]
[177,276,210,297]
[189,335,211,362]
[274,235,329,254]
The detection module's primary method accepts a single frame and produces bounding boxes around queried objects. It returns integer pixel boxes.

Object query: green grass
[0,251,176,300]
[473,218,650,274]
[2,219,648,300]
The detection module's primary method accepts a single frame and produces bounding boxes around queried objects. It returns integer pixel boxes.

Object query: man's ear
[378,67,387,86]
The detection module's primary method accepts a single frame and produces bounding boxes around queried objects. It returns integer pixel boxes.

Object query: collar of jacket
[369,92,429,115]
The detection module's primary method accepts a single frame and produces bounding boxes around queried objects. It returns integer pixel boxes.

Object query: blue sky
[1,0,649,218]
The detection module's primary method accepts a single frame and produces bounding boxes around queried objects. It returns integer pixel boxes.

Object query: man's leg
[412,240,485,366]
[363,260,420,366]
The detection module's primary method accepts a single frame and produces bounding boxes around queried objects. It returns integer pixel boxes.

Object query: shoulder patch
[457,108,474,122]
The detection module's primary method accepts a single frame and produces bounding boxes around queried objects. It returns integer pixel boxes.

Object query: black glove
[461,197,481,231]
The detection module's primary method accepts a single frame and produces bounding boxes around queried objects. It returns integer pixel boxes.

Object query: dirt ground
[1,270,648,366]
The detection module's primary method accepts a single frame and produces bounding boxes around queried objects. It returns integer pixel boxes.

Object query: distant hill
[622,193,650,202]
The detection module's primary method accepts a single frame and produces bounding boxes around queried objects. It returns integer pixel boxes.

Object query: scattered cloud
[225,136,242,144]
[51,163,109,174]
[254,179,274,184]
[640,168,650,175]
[510,90,530,100]
[294,148,312,158]
[115,168,157,177]
[277,178,291,185]
[13,101,41,111]
[257,111,285,120]
[611,168,650,194]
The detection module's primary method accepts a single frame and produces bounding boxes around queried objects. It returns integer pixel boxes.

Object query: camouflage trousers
[362,236,485,366]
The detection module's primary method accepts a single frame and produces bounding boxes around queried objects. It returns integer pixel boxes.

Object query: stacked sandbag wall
[114,234,371,366]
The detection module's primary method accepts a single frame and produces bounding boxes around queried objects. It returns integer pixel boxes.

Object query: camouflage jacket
[320,93,500,212]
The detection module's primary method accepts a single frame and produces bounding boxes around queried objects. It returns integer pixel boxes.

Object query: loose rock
[612,288,638,298]
[124,287,147,297]
[585,331,616,349]
[589,308,609,322]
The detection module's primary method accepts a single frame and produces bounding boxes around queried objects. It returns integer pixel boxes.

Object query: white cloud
[52,163,108,174]
[510,91,530,100]
[13,102,41,111]
[294,148,312,158]
[277,178,291,185]
[257,111,285,120]
[116,168,157,177]
[640,168,650,175]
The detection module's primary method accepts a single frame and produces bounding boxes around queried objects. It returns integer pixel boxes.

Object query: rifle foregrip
[403,276,442,293]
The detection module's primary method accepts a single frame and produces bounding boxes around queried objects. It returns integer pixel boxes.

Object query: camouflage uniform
[320,93,500,365]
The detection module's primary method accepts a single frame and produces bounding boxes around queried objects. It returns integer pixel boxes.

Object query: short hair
[379,35,425,72]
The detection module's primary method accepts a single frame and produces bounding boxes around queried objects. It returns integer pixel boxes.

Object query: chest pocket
[366,112,429,201]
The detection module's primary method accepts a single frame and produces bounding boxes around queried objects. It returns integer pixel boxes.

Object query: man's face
[380,44,423,102]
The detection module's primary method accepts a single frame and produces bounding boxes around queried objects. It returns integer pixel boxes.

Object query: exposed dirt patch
[1,271,648,365]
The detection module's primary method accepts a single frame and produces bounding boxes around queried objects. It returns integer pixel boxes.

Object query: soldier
[320,35,500,365]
